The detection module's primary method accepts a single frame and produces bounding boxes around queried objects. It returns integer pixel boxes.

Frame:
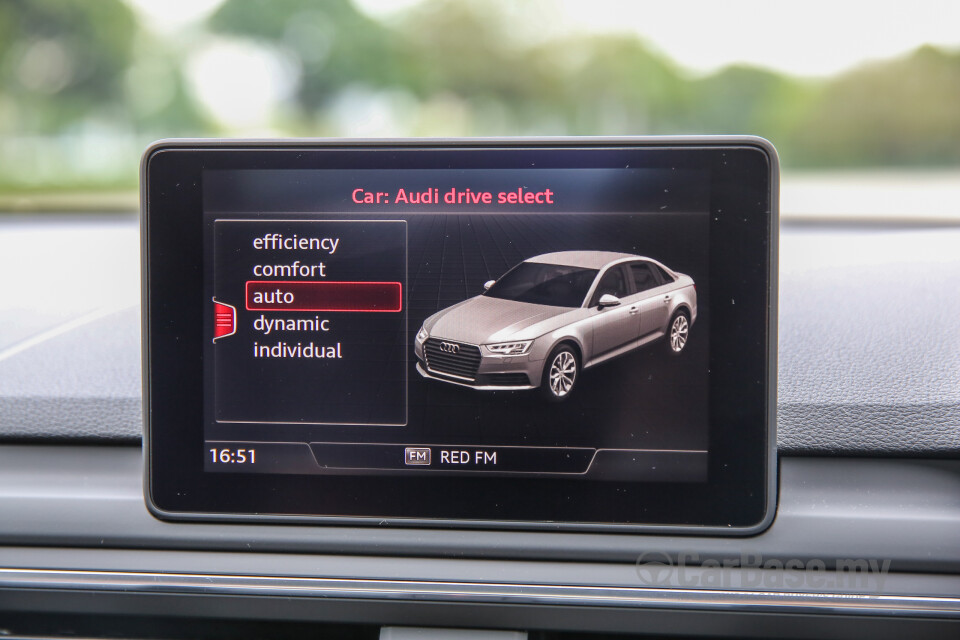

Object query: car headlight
[416,326,429,343]
[484,340,532,355]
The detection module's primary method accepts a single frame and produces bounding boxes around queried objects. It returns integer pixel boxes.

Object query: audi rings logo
[439,341,460,354]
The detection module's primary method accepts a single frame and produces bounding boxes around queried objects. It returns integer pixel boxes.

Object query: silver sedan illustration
[415,251,697,400]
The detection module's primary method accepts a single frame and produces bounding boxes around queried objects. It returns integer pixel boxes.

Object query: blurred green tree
[2,0,959,197]
[791,46,960,166]
[0,0,137,131]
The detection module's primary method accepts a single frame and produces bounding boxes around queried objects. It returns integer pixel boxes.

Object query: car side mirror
[598,294,621,308]
[483,280,496,291]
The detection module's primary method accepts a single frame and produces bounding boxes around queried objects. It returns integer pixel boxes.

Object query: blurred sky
[128,0,960,77]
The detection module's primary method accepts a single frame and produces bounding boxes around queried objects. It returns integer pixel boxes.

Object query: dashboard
[1,204,959,638]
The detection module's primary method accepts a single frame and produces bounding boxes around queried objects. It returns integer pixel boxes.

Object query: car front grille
[424,338,482,380]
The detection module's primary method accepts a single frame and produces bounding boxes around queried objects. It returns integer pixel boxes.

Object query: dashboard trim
[3,448,959,572]
[2,568,959,619]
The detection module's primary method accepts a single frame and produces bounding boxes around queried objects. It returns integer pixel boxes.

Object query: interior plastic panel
[1,447,959,636]
[1,446,958,572]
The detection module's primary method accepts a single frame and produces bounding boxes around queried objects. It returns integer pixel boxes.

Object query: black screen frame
[142,137,778,534]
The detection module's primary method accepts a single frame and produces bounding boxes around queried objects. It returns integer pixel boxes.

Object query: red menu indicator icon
[213,299,236,342]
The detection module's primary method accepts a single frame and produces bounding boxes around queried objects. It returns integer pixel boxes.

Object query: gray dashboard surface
[2,445,960,638]
[1,445,959,572]
[0,215,958,455]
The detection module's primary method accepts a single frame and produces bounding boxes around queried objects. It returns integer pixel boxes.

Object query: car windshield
[0,3,957,223]
[484,262,597,308]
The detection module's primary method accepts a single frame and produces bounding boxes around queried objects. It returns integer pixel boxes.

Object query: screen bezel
[142,137,778,534]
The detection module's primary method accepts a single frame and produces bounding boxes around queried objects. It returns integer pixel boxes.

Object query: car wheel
[542,344,579,401]
[667,310,690,355]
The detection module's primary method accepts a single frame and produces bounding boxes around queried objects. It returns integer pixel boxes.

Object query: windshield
[0,2,958,218]
[484,262,597,308]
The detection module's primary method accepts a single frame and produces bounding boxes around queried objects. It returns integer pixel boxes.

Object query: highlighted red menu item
[246,281,402,312]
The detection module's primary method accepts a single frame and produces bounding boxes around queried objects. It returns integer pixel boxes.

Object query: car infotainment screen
[143,138,778,532]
